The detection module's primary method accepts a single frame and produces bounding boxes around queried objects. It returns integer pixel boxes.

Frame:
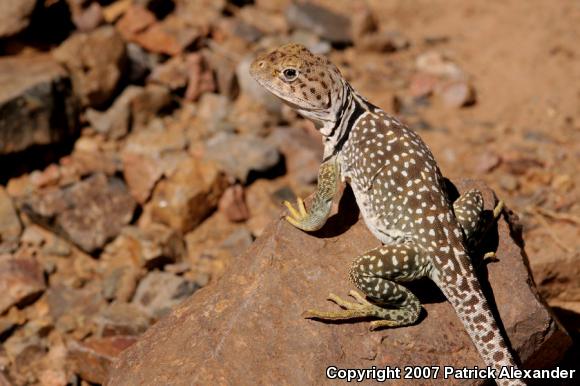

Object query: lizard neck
[321,82,373,160]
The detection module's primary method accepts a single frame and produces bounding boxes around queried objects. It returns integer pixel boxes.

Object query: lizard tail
[433,247,526,386]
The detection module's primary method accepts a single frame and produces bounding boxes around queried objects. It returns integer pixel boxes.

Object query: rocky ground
[0,0,578,385]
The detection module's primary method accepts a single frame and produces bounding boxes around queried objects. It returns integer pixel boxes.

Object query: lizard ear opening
[281,67,299,82]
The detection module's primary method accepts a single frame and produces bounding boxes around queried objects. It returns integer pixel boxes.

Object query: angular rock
[438,80,476,108]
[0,55,77,155]
[109,180,571,385]
[131,271,200,320]
[121,152,164,205]
[147,55,189,90]
[0,256,45,314]
[20,173,136,253]
[285,1,351,44]
[118,224,186,269]
[184,53,215,101]
[46,282,107,335]
[268,126,322,185]
[129,15,202,56]
[68,0,104,32]
[150,158,227,233]
[115,5,156,41]
[69,336,137,384]
[0,0,36,37]
[218,185,249,223]
[0,187,22,254]
[53,26,127,107]
[415,51,463,78]
[189,93,234,138]
[94,303,151,337]
[204,133,281,183]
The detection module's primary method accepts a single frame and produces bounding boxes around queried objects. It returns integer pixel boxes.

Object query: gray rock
[0,55,77,155]
[20,173,137,253]
[0,187,22,254]
[285,2,351,44]
[132,271,199,320]
[204,133,281,183]
[0,0,36,37]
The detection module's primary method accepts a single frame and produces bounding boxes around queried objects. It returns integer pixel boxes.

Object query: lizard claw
[283,197,312,230]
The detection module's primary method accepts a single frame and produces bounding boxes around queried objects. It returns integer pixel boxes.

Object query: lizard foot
[493,200,504,220]
[302,290,401,329]
[283,197,308,228]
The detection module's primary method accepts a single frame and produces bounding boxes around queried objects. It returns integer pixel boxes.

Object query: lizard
[250,43,524,386]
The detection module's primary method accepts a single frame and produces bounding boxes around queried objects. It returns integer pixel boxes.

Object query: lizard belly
[344,173,410,245]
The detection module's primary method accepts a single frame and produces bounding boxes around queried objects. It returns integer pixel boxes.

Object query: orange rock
[109,180,571,385]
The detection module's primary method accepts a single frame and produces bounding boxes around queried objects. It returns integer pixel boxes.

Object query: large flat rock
[108,179,570,385]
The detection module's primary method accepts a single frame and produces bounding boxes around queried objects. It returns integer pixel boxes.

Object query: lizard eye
[282,68,298,82]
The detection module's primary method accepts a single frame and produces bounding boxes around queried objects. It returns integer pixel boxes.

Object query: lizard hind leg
[303,243,427,331]
[453,189,484,243]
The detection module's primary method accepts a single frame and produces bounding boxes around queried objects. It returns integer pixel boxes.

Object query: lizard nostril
[258,61,265,68]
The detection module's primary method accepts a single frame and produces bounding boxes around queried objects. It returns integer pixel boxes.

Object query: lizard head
[250,43,345,126]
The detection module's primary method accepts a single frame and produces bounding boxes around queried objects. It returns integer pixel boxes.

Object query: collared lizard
[250,43,524,386]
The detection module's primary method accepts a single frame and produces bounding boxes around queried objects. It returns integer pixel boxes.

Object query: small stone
[46,283,106,335]
[68,336,137,384]
[438,80,476,108]
[0,187,22,254]
[101,265,140,303]
[0,55,77,154]
[131,23,181,56]
[121,152,164,205]
[115,5,156,41]
[132,271,199,319]
[189,93,234,138]
[94,303,151,337]
[102,0,132,23]
[121,224,185,269]
[0,307,26,338]
[69,1,104,32]
[150,158,227,233]
[3,328,46,384]
[229,94,275,137]
[356,31,409,53]
[53,26,127,107]
[218,185,250,223]
[409,72,439,98]
[0,256,45,314]
[416,51,463,78]
[268,127,323,185]
[86,86,141,139]
[285,2,351,44]
[184,53,216,101]
[122,121,188,204]
[204,133,281,183]
[499,174,520,192]
[203,48,238,99]
[475,152,502,173]
[130,84,172,129]
[237,5,288,36]
[20,173,136,253]
[148,55,189,90]
[0,0,36,37]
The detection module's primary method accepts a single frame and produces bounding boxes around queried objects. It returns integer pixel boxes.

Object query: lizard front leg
[283,157,340,232]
